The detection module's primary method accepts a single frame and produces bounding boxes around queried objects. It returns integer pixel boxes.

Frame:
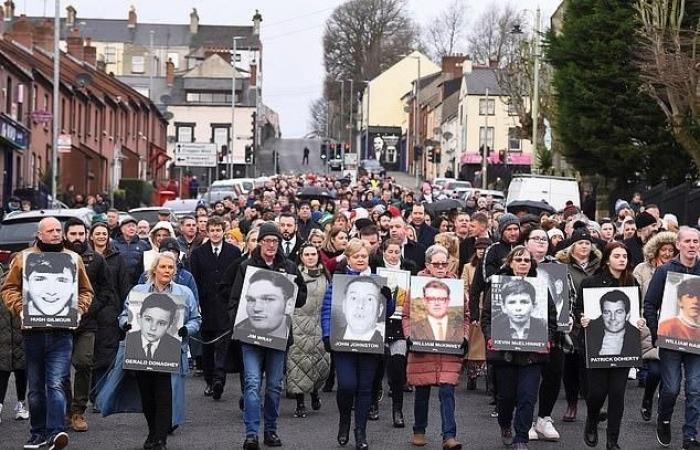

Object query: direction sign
[173,142,217,167]
[31,110,53,124]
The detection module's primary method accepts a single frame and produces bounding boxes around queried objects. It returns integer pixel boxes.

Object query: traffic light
[413,146,423,161]
[335,143,342,159]
[427,148,434,163]
[320,143,327,160]
[219,144,228,163]
[435,148,442,164]
[251,111,257,140]
[245,145,253,164]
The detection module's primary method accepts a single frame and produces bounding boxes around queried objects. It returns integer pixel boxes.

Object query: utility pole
[482,88,489,190]
[365,82,370,160]
[149,30,155,101]
[51,0,60,206]
[531,6,541,174]
[229,37,242,179]
[338,80,345,172]
[347,78,353,156]
[412,56,421,189]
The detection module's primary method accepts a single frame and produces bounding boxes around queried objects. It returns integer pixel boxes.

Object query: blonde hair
[434,232,459,260]
[147,251,178,282]
[344,238,372,258]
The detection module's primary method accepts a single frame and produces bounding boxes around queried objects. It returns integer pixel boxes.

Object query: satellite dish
[160,94,172,105]
[163,111,174,121]
[443,131,453,141]
[75,73,93,88]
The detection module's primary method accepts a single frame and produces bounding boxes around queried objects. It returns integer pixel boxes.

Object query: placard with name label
[408,276,465,355]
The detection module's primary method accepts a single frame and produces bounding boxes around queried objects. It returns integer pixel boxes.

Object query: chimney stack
[189,8,199,34]
[441,54,468,80]
[8,14,32,49]
[66,5,77,28]
[127,5,137,29]
[84,37,97,66]
[34,19,54,52]
[4,0,15,22]
[252,9,262,35]
[249,62,257,87]
[165,58,175,86]
[66,28,84,60]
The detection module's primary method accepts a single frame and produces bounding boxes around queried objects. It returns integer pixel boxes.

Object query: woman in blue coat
[95,251,201,450]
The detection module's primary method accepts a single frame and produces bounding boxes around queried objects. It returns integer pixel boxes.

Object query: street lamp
[511,6,541,174]
[229,36,245,179]
[335,79,345,172]
[359,80,371,160]
[407,55,421,188]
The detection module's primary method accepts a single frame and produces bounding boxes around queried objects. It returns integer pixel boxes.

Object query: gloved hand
[323,336,331,353]
[405,337,413,350]
[178,326,188,338]
[119,323,132,341]
[380,286,393,302]
[460,338,469,356]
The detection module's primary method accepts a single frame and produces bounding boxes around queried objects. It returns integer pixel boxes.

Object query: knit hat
[355,218,372,232]
[570,227,592,244]
[587,221,601,235]
[475,237,491,250]
[498,213,520,236]
[387,205,401,217]
[372,204,386,215]
[635,211,657,230]
[257,222,282,241]
[120,215,137,227]
[159,237,181,254]
[615,199,631,214]
[547,228,564,240]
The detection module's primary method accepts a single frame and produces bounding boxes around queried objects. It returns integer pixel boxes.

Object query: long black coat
[190,241,242,331]
[94,244,130,369]
[77,247,114,334]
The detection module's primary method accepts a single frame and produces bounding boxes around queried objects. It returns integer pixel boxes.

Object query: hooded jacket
[633,231,677,299]
[142,221,177,271]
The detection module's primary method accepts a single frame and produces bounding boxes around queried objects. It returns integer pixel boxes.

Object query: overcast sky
[22,0,561,137]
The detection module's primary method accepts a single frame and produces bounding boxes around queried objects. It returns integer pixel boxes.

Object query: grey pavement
[0,370,685,449]
[276,138,326,176]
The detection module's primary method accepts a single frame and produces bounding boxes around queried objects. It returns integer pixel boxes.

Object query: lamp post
[336,79,345,172]
[51,0,60,206]
[360,80,371,160]
[408,55,421,188]
[230,36,244,179]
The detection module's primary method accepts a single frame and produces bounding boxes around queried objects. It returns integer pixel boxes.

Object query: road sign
[174,142,217,167]
[31,110,53,123]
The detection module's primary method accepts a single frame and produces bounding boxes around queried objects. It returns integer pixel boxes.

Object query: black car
[358,159,386,178]
[0,208,94,268]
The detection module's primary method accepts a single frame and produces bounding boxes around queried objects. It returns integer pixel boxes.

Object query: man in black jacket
[63,218,115,433]
[297,201,322,241]
[388,215,425,271]
[409,204,437,249]
[623,211,658,267]
[228,222,307,450]
[279,212,302,262]
[190,216,242,401]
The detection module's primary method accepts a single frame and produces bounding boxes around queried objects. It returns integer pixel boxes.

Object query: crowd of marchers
[0,172,698,450]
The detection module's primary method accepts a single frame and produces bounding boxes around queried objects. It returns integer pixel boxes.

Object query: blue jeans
[24,331,73,439]
[494,364,542,444]
[413,384,457,440]
[658,348,700,440]
[334,352,379,433]
[241,343,285,437]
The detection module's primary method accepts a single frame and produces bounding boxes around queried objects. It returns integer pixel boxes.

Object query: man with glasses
[412,279,463,342]
[228,222,307,450]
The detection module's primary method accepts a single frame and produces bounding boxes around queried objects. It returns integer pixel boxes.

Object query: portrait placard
[583,287,642,368]
[538,263,570,330]
[657,273,700,354]
[376,268,410,320]
[330,274,387,354]
[22,251,80,329]
[233,267,298,351]
[124,291,186,373]
[490,275,548,352]
[408,276,464,355]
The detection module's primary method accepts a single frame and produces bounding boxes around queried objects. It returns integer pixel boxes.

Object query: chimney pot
[66,5,77,28]
[84,37,96,66]
[66,27,84,60]
[189,8,199,34]
[165,58,175,86]
[252,9,262,35]
[128,5,137,29]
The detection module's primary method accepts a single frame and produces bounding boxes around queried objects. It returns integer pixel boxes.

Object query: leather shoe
[152,440,167,450]
[263,431,282,447]
[584,418,598,447]
[143,435,155,450]
[392,409,405,428]
[212,382,223,401]
[368,402,379,421]
[338,415,351,446]
[563,402,577,422]
[466,378,477,391]
[641,397,652,422]
[442,437,462,449]
[204,385,213,397]
[311,392,321,411]
[243,435,259,450]
[411,433,427,446]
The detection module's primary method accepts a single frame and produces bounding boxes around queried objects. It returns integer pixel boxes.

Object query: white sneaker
[14,401,29,420]
[0,403,3,424]
[535,416,560,441]
[528,422,539,440]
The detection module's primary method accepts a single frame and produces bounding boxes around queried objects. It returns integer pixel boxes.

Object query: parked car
[203,179,246,205]
[441,180,473,198]
[0,208,94,268]
[162,199,200,221]
[461,188,506,205]
[328,157,343,171]
[128,207,173,227]
[357,159,386,177]
[432,178,456,190]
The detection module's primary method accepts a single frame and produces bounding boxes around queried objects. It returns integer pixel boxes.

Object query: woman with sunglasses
[482,245,557,450]
[286,242,331,418]
[404,244,468,450]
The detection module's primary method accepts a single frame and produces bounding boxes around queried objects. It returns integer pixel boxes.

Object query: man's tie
[214,247,219,258]
[285,241,291,256]
[437,322,445,341]
[146,343,153,359]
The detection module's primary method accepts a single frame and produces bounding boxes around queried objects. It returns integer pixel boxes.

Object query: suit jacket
[124,330,181,363]
[491,314,549,344]
[586,317,641,358]
[190,241,242,331]
[413,222,438,249]
[281,236,302,262]
[403,240,426,272]
[411,315,464,343]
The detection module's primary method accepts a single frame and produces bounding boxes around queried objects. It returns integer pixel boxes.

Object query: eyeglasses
[513,257,531,263]
[425,296,449,303]
[429,262,449,268]
[260,238,279,245]
[529,236,548,242]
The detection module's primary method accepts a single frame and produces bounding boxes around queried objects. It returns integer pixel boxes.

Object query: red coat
[402,271,469,386]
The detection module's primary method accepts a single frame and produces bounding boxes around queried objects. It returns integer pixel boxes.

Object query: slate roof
[464,67,504,96]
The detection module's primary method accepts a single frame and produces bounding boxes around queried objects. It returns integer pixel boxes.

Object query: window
[43,93,49,111]
[186,92,233,104]
[131,55,145,74]
[479,98,495,115]
[134,87,150,98]
[479,126,494,151]
[212,126,229,152]
[508,127,521,151]
[32,85,38,110]
[6,76,12,113]
[167,52,179,69]
[507,102,518,116]
[176,125,194,143]
[104,46,117,64]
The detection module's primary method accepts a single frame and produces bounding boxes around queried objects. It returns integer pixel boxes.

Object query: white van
[506,175,580,211]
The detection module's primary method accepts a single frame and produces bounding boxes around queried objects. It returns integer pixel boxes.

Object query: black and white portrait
[408,276,465,355]
[330,274,387,354]
[583,287,641,368]
[376,268,410,320]
[232,267,298,351]
[22,251,79,328]
[657,273,700,354]
[490,275,548,352]
[538,263,570,330]
[124,292,186,373]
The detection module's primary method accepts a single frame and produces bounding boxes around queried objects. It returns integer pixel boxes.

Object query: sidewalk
[388,171,422,190]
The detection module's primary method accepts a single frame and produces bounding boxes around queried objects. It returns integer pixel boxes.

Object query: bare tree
[635,0,700,168]
[308,97,330,138]
[424,0,468,61]
[466,2,520,66]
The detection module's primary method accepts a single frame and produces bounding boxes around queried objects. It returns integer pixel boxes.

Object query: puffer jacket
[633,231,677,299]
[640,325,659,360]
[75,246,113,334]
[403,271,469,386]
[482,266,557,366]
[142,221,176,271]
[286,266,331,394]
[0,297,24,371]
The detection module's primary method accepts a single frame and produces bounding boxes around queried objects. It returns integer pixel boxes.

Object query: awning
[460,152,532,165]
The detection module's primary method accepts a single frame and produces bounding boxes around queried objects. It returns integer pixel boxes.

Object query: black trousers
[586,367,628,440]
[563,351,587,403]
[371,355,386,402]
[537,346,564,417]
[202,329,229,387]
[0,369,27,403]
[135,371,172,443]
[387,354,406,410]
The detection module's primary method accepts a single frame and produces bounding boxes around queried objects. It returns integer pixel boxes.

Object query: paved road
[276,138,326,175]
[0,370,684,449]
